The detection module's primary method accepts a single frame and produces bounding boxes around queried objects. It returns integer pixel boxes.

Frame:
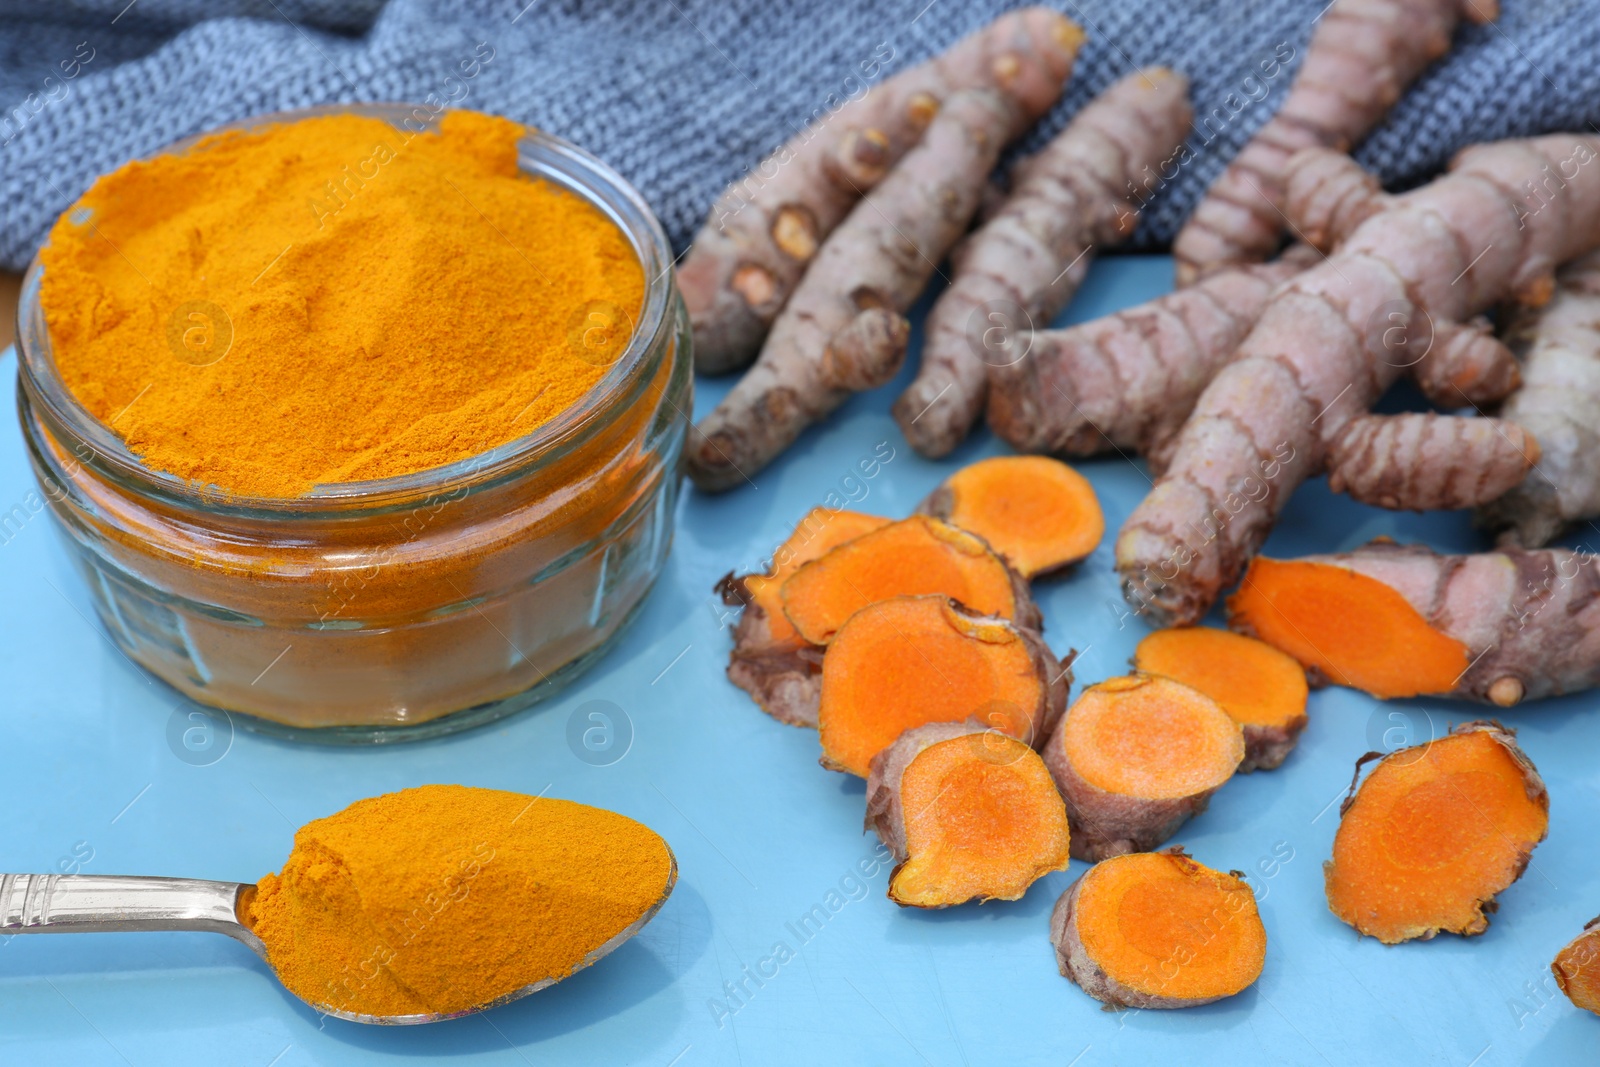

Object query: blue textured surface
[1,255,1597,1066]
[1,0,1599,270]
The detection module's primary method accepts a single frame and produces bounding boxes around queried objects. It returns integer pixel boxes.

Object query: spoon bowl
[0,859,676,1024]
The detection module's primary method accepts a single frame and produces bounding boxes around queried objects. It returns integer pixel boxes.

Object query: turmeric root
[1172,0,1493,283]
[818,595,1066,777]
[1412,318,1523,410]
[865,720,1071,907]
[1050,848,1266,1009]
[1281,146,1387,253]
[1553,920,1600,1017]
[688,90,1021,491]
[918,455,1103,577]
[1324,721,1548,944]
[893,67,1192,457]
[1041,675,1243,861]
[1282,149,1524,409]
[1134,628,1308,772]
[719,508,890,727]
[986,250,1312,469]
[1479,251,1600,546]
[1118,134,1600,627]
[678,8,1084,374]
[1228,542,1600,705]
[1325,412,1539,510]
[781,515,1037,645]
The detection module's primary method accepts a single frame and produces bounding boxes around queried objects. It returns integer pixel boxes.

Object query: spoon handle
[0,875,263,952]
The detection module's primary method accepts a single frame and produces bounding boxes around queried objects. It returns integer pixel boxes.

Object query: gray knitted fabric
[0,0,1596,272]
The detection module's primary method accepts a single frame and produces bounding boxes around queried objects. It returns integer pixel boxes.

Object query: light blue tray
[1,256,1594,1066]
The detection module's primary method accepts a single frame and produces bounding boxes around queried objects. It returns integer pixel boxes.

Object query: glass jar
[16,105,691,743]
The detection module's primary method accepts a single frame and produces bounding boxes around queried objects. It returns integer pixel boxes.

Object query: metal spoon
[0,864,676,1025]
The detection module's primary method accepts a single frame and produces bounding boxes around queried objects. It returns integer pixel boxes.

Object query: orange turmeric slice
[1325,721,1549,944]
[819,595,1067,777]
[719,508,891,727]
[1051,847,1266,1009]
[743,508,892,649]
[865,721,1072,907]
[781,515,1036,645]
[1228,556,1470,699]
[1135,627,1310,772]
[1554,920,1600,1017]
[920,455,1104,577]
[1042,675,1243,861]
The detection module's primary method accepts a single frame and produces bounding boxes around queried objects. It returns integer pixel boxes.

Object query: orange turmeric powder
[40,110,643,498]
[244,785,676,1018]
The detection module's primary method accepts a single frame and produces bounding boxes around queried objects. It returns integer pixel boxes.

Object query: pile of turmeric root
[682,3,1600,683]
[696,0,1600,1019]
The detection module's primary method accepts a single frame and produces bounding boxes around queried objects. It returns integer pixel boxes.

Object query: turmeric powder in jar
[17,106,691,739]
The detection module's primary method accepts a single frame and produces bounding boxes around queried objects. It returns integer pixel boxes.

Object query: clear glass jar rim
[15,102,677,516]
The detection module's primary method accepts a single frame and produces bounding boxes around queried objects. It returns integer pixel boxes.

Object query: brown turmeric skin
[245,785,675,1018]
[893,67,1192,457]
[678,8,1084,375]
[1172,0,1493,282]
[687,90,1020,492]
[986,249,1313,471]
[41,111,643,498]
[1279,148,1525,409]
[1118,134,1600,627]
[1325,412,1538,511]
[1478,251,1600,546]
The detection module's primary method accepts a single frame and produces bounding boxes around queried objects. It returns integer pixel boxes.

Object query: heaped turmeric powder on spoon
[39,110,644,498]
[242,785,676,1020]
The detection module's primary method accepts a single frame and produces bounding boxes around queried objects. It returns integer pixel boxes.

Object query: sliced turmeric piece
[1041,675,1243,861]
[1051,847,1266,1009]
[1134,627,1310,772]
[718,508,890,727]
[1232,542,1600,706]
[819,595,1067,777]
[781,515,1037,645]
[1228,556,1470,699]
[920,455,1104,577]
[1554,919,1600,1017]
[739,509,892,650]
[865,721,1071,907]
[1325,721,1549,944]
